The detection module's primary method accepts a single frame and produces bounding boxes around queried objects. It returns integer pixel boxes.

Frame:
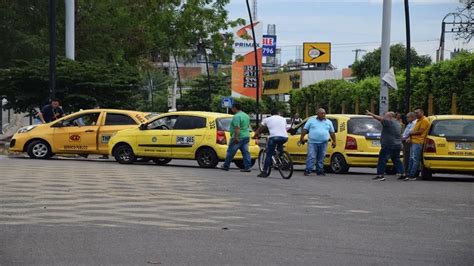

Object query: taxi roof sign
[303,42,331,64]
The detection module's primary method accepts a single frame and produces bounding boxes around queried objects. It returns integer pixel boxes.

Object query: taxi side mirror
[288,128,296,135]
[52,121,65,128]
[139,123,147,130]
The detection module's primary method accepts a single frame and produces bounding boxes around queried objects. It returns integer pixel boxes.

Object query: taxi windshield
[348,118,382,138]
[430,119,474,139]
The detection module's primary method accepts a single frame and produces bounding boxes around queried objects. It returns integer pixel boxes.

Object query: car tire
[136,158,151,163]
[152,158,172,165]
[196,148,219,168]
[113,144,136,164]
[27,140,53,159]
[234,159,256,169]
[330,153,349,174]
[420,166,433,180]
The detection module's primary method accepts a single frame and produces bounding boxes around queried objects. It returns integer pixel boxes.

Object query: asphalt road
[0,155,473,265]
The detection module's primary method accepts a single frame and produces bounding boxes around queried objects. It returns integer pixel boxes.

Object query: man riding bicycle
[253,109,289,178]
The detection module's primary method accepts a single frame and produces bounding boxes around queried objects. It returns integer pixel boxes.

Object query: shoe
[219,165,229,171]
[397,175,406,180]
[240,169,251,173]
[304,171,311,176]
[372,176,384,181]
[403,177,417,181]
[257,172,269,178]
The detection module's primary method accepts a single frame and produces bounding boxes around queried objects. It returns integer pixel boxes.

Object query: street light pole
[245,0,260,127]
[49,0,57,100]
[404,0,411,114]
[65,0,75,60]
[380,0,392,115]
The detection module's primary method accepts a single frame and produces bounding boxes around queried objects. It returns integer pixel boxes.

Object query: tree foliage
[291,52,474,116]
[0,58,142,112]
[352,44,432,80]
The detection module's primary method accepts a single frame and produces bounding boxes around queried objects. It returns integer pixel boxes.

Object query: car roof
[428,115,474,120]
[77,108,146,114]
[304,114,372,119]
[165,111,233,118]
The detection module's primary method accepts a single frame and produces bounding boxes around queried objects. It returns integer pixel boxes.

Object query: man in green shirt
[221,102,252,172]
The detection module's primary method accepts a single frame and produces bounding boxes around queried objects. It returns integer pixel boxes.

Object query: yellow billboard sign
[303,42,331,64]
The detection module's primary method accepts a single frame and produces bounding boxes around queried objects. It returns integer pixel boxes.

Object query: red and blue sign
[262,35,277,57]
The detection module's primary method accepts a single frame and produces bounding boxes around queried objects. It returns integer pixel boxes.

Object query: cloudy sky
[226,0,473,68]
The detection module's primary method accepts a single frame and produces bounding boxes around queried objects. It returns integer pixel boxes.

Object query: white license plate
[372,140,381,147]
[176,136,194,145]
[455,142,472,150]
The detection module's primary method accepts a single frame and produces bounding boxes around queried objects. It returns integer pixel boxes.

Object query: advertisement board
[303,42,331,64]
[262,35,277,57]
[231,22,263,99]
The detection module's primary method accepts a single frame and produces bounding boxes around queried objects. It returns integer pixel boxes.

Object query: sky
[226,0,474,68]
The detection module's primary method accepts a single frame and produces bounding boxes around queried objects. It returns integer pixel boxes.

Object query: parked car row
[9,108,474,179]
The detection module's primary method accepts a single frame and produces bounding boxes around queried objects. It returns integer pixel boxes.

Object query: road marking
[347,210,371,214]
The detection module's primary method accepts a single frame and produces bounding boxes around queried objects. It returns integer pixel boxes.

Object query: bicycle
[257,137,294,179]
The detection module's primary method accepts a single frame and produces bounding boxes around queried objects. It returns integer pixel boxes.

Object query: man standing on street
[402,112,417,176]
[299,108,336,176]
[405,108,431,181]
[220,102,252,172]
[38,98,64,123]
[366,110,405,181]
[253,109,288,178]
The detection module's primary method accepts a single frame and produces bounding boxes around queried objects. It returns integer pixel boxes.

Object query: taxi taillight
[345,136,358,150]
[217,130,227,145]
[424,138,436,153]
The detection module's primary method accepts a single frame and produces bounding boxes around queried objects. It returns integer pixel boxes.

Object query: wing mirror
[139,123,147,130]
[288,128,297,135]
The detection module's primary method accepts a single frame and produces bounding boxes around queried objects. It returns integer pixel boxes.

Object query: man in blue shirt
[402,112,417,177]
[299,108,336,176]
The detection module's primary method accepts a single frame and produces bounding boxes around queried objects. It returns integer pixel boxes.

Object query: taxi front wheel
[27,140,53,159]
[153,158,172,165]
[113,144,136,164]
[196,148,219,168]
[330,153,349,174]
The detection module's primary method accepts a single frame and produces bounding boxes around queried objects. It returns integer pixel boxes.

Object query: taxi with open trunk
[108,111,260,168]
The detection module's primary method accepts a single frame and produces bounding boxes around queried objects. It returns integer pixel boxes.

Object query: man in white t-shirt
[253,109,289,177]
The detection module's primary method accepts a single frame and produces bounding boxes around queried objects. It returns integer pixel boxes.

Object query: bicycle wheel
[277,151,293,179]
[258,149,271,176]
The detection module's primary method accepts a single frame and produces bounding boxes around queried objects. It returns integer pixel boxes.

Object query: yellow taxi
[108,111,260,168]
[421,115,474,179]
[286,114,396,174]
[9,109,150,159]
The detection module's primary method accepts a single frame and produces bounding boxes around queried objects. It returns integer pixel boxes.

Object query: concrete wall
[301,69,343,87]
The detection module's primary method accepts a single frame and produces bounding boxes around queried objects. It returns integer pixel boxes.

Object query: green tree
[178,74,230,111]
[352,44,432,80]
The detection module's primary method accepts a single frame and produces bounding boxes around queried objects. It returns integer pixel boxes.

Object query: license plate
[372,140,381,147]
[455,142,473,150]
[176,136,194,145]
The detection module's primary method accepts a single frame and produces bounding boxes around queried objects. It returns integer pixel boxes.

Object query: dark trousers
[376,144,404,176]
[403,141,411,174]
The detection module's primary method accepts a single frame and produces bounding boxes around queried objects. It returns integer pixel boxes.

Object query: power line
[276,39,440,48]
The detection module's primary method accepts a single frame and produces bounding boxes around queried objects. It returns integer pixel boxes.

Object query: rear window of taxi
[430,119,474,141]
[347,118,382,138]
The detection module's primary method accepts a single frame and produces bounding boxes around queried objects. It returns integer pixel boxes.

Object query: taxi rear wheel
[234,159,256,169]
[196,148,218,168]
[113,144,136,164]
[330,153,349,174]
[153,158,172,165]
[27,140,52,159]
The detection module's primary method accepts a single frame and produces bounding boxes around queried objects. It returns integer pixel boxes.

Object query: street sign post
[221,97,233,113]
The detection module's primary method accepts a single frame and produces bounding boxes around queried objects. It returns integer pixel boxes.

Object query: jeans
[305,142,328,174]
[223,137,251,170]
[376,144,404,175]
[402,142,411,174]
[262,136,288,174]
[407,143,423,177]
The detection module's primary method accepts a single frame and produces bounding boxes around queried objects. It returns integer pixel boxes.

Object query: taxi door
[135,115,176,157]
[286,120,308,164]
[171,115,207,159]
[52,111,102,153]
[97,112,140,153]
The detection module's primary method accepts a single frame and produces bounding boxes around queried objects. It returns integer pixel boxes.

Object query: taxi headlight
[17,125,37,134]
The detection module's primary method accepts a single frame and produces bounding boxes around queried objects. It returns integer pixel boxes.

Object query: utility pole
[380,0,392,115]
[352,49,366,62]
[65,0,75,60]
[48,0,57,100]
[246,0,260,127]
[404,0,411,114]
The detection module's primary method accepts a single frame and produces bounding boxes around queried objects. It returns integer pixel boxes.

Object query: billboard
[262,35,277,57]
[231,22,263,99]
[303,42,331,64]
